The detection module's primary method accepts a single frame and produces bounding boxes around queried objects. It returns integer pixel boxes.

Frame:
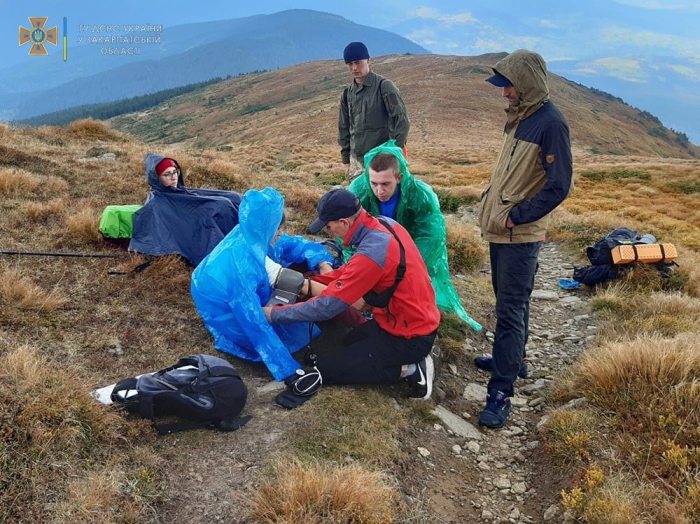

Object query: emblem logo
[19,17,58,56]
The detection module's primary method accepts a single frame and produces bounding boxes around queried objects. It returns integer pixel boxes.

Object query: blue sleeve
[273,234,334,270]
[509,120,572,225]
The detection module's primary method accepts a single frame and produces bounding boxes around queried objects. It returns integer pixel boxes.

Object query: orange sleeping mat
[611,243,677,265]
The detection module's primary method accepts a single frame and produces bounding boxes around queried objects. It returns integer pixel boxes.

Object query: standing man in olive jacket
[338,42,410,181]
[477,50,573,429]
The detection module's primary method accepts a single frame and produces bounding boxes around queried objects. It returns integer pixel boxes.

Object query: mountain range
[109,53,698,160]
[0,10,427,121]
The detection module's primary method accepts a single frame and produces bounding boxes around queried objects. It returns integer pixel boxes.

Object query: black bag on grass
[110,354,250,434]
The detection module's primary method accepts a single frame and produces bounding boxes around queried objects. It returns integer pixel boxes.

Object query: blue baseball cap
[309,189,362,233]
[486,72,512,87]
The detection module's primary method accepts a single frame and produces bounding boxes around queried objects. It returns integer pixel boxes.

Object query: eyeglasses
[159,169,179,178]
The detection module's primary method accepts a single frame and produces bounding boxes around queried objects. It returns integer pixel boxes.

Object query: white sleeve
[264,256,283,286]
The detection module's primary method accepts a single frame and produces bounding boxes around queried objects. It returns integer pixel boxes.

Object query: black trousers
[315,320,436,385]
[488,241,541,397]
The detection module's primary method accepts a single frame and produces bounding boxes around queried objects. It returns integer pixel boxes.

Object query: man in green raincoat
[346,140,480,331]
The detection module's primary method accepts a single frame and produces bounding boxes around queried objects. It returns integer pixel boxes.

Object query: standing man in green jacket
[477,50,573,429]
[347,141,481,332]
[339,42,410,182]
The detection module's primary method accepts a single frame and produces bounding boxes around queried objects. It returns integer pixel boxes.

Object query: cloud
[537,19,559,29]
[406,28,437,41]
[440,13,476,23]
[667,64,700,81]
[473,36,544,54]
[408,7,476,24]
[600,27,700,57]
[409,7,441,19]
[611,0,700,10]
[575,57,649,83]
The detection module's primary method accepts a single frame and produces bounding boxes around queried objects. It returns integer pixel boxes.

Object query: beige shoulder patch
[546,154,555,164]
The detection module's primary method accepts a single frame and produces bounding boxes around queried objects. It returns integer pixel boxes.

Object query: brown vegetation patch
[184,160,252,192]
[0,167,40,194]
[65,118,125,142]
[0,345,159,523]
[25,198,66,222]
[66,208,104,245]
[0,144,59,173]
[445,217,487,273]
[282,185,325,219]
[0,267,67,311]
[247,457,401,524]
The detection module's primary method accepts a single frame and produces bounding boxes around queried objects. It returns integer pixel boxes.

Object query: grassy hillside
[110,53,699,159]
[1,90,699,522]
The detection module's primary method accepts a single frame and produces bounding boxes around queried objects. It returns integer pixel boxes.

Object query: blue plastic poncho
[190,187,329,381]
[129,153,243,266]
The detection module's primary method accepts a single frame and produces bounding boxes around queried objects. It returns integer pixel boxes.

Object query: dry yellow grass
[0,345,158,523]
[0,166,40,194]
[65,118,125,142]
[66,208,103,244]
[553,333,699,523]
[445,216,487,273]
[247,458,400,524]
[25,198,66,221]
[0,267,67,311]
[563,333,699,407]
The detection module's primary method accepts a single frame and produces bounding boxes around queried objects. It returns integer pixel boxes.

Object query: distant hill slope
[0,9,427,122]
[110,53,698,160]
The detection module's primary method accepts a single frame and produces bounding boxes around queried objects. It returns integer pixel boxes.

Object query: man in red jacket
[263,189,439,402]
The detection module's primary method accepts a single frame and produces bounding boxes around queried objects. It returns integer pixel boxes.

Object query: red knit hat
[156,158,177,176]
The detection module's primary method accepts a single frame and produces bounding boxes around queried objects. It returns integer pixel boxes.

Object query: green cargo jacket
[338,71,410,165]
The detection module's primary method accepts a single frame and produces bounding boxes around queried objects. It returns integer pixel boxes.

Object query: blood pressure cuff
[266,267,304,306]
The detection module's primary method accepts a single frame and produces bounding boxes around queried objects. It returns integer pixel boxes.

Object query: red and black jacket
[271,210,440,338]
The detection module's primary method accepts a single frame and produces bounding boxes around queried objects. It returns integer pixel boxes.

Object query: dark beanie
[343,42,370,63]
[155,158,177,176]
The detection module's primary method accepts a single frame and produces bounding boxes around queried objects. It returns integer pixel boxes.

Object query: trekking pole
[0,250,125,259]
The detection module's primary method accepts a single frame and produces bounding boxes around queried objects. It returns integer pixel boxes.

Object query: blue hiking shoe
[474,355,528,379]
[478,390,512,429]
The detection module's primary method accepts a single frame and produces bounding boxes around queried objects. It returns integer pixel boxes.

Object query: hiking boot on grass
[407,354,434,401]
[478,390,512,429]
[473,355,528,379]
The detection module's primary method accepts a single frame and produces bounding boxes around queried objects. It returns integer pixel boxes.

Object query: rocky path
[399,241,594,523]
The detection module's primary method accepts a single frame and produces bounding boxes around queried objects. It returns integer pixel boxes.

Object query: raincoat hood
[361,140,412,184]
[347,140,482,331]
[129,154,242,266]
[238,187,284,264]
[191,187,329,381]
[491,50,549,124]
[144,153,186,191]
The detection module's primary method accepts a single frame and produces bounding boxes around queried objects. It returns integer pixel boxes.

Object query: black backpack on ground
[110,354,250,434]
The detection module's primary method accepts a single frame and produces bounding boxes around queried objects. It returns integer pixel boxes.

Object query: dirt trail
[398,241,594,523]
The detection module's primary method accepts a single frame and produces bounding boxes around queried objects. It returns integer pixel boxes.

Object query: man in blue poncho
[191,187,333,404]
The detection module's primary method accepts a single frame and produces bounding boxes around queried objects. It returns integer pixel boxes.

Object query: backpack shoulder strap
[110,377,138,403]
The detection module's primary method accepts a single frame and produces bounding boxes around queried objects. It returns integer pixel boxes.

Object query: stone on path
[432,405,483,440]
[463,382,488,402]
[531,290,559,301]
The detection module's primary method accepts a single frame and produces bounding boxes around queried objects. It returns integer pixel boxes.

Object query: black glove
[275,368,322,409]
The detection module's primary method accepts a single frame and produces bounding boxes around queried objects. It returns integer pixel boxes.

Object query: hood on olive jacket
[492,49,549,127]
